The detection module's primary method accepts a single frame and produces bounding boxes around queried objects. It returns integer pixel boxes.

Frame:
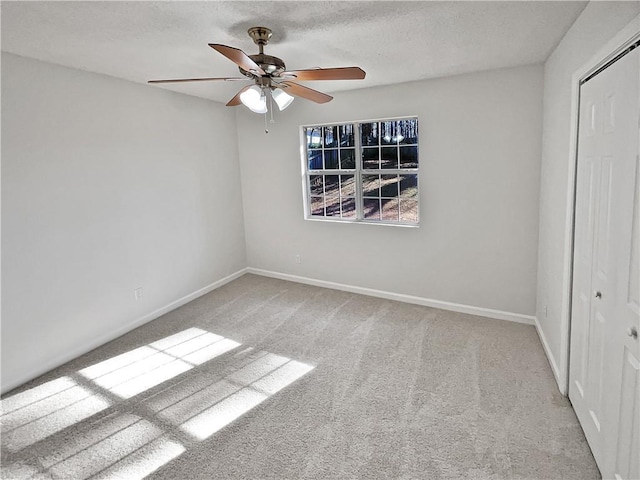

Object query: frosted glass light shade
[272,88,294,111]
[240,85,267,114]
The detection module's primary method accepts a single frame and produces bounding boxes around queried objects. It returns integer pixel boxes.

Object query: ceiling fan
[148,27,366,114]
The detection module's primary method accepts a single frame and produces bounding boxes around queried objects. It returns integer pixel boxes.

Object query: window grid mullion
[354,123,363,221]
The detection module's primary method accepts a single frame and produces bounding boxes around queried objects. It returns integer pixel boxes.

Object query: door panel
[574,291,589,398]
[594,157,613,282]
[587,310,605,432]
[604,93,616,134]
[626,159,640,313]
[613,348,639,480]
[572,156,598,402]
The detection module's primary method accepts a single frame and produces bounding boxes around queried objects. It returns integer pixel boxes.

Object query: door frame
[561,15,640,395]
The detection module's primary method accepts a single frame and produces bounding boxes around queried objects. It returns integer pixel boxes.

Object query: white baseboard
[246,268,535,325]
[1,268,248,394]
[533,316,564,394]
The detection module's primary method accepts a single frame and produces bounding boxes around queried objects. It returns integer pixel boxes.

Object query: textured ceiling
[1,1,587,104]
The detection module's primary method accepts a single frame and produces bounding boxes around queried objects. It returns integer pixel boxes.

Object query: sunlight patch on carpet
[79,327,240,398]
[180,354,314,440]
[36,413,185,480]
[0,377,110,452]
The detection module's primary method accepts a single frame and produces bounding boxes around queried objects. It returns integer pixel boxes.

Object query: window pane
[340,148,356,169]
[399,175,418,197]
[324,149,339,169]
[325,175,340,196]
[397,119,418,145]
[361,122,379,146]
[400,199,418,223]
[381,121,396,145]
[363,198,381,220]
[310,196,324,216]
[381,147,398,169]
[399,146,418,168]
[341,197,356,218]
[310,175,323,195]
[324,126,338,148]
[362,147,379,169]
[380,175,399,197]
[339,124,355,147]
[307,127,322,149]
[325,196,341,216]
[340,175,355,196]
[308,150,323,170]
[381,198,399,221]
[362,174,380,197]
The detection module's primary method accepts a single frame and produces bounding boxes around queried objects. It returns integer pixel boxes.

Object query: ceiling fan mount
[148,26,366,109]
[247,26,273,49]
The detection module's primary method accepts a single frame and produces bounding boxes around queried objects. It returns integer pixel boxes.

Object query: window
[302,117,419,225]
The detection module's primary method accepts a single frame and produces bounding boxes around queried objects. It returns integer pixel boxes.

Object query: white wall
[1,53,247,392]
[238,64,543,317]
[536,2,640,388]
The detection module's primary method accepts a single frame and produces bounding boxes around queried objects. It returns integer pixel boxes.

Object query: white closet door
[569,46,639,479]
[607,46,640,480]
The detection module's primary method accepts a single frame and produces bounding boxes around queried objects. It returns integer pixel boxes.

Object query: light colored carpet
[1,274,599,479]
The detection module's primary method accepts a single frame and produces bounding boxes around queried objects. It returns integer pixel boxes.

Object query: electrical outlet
[134,287,144,301]
[295,254,301,264]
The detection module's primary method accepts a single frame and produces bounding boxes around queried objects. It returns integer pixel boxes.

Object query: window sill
[303,216,419,228]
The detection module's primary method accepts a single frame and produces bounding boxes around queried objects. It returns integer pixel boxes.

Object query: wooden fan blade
[279,81,333,104]
[209,44,266,76]
[280,67,366,81]
[226,85,252,106]
[148,77,247,84]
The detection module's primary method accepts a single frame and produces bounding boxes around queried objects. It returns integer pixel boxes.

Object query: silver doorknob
[594,291,602,299]
[627,327,638,340]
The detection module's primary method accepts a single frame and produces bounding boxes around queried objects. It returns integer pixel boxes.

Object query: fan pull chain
[269,90,275,124]
[264,111,269,134]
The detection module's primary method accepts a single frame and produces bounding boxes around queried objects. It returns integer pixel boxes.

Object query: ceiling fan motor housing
[240,54,286,78]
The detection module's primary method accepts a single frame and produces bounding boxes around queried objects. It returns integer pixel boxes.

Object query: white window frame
[300,116,419,226]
